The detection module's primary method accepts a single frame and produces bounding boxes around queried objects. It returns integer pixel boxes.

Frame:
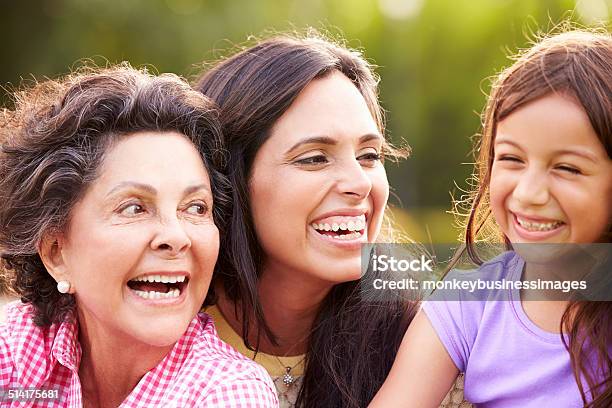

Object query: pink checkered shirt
[0,301,278,407]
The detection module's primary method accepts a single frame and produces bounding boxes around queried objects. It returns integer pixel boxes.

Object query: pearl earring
[57,280,71,294]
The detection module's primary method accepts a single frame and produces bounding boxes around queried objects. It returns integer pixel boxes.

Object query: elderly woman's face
[249,72,389,285]
[54,131,218,347]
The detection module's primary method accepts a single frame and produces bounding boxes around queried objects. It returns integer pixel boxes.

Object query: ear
[38,232,74,294]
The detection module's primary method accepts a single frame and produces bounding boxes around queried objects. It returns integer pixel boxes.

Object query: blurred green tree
[1,0,608,242]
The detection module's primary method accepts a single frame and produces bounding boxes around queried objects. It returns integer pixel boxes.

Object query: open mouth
[127,274,189,300]
[311,215,366,240]
[515,214,565,232]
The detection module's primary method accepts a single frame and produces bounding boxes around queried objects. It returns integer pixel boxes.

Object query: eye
[295,155,328,165]
[358,152,382,163]
[556,165,582,175]
[496,154,522,163]
[119,203,145,216]
[185,202,208,215]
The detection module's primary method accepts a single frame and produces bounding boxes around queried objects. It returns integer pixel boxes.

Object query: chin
[324,260,363,284]
[134,315,194,347]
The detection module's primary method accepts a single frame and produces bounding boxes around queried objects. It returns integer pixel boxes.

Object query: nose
[335,157,373,200]
[150,214,191,257]
[512,168,549,206]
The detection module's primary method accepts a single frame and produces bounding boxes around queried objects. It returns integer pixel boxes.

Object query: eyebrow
[494,138,523,150]
[285,133,382,155]
[105,182,211,198]
[495,137,600,163]
[554,148,599,163]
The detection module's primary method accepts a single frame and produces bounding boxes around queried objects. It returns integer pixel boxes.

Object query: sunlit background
[1,0,610,247]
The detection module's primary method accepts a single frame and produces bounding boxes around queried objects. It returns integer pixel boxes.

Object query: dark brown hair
[463,30,611,407]
[0,64,229,326]
[195,32,416,407]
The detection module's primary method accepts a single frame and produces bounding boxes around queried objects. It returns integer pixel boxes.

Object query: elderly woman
[0,65,278,407]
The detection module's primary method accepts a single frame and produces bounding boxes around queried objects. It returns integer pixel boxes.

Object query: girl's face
[249,71,389,285]
[490,93,612,245]
[49,132,219,348]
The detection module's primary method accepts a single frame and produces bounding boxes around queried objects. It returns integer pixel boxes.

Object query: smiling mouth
[127,274,189,300]
[311,215,366,240]
[515,215,565,232]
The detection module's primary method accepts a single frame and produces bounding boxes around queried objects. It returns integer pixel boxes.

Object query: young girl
[370,30,612,407]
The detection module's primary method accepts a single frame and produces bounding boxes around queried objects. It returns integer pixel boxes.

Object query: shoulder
[0,301,58,387]
[447,250,522,282]
[426,250,522,308]
[191,312,254,363]
[1,301,48,347]
[175,312,278,406]
[194,312,273,381]
[421,251,522,370]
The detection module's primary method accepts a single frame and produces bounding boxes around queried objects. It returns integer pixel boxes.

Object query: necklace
[273,355,305,387]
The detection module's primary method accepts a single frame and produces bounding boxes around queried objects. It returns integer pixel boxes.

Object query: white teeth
[331,231,362,240]
[517,217,563,232]
[312,217,366,232]
[348,220,365,231]
[132,288,180,299]
[132,274,187,283]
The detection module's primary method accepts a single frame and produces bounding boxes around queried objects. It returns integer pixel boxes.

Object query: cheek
[367,169,390,239]
[250,171,323,235]
[370,169,389,208]
[65,226,145,287]
[563,185,612,241]
[191,225,220,273]
[488,169,511,226]
[250,185,294,239]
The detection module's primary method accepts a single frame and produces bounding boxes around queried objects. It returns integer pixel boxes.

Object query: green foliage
[1,0,608,242]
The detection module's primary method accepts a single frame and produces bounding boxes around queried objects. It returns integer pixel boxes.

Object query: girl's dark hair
[0,64,229,327]
[195,33,416,407]
[462,30,611,407]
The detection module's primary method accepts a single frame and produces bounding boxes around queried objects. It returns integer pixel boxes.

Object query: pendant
[282,367,295,386]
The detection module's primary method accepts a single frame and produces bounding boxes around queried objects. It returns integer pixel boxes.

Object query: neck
[521,247,599,301]
[519,253,596,333]
[77,310,173,408]
[218,262,334,356]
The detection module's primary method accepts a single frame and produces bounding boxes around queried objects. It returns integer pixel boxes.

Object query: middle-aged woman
[0,65,278,407]
[195,34,422,408]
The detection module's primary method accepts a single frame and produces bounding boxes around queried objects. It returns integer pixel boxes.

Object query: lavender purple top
[423,251,591,407]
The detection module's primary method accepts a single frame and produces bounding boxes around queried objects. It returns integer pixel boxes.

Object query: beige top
[206,305,304,407]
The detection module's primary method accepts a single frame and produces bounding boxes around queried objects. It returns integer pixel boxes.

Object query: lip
[126,270,191,307]
[310,208,369,224]
[511,212,566,241]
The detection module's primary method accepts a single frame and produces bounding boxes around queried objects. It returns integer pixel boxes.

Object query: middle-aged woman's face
[249,71,389,285]
[47,131,219,347]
